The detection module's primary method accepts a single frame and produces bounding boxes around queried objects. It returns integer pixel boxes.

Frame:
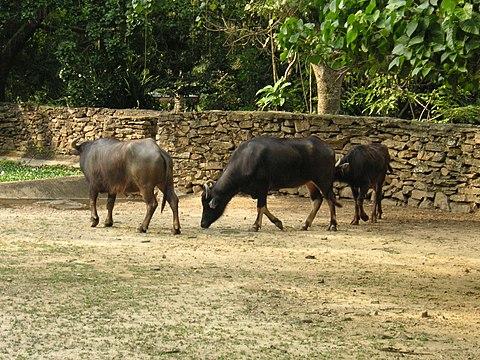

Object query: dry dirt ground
[1,194,479,359]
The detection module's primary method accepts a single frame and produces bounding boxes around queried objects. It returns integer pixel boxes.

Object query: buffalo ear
[339,163,350,172]
[209,197,219,209]
[335,162,350,178]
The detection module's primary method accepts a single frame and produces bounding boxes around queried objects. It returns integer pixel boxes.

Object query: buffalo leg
[252,207,264,232]
[377,189,384,220]
[372,181,383,222]
[251,191,282,231]
[89,188,100,227]
[138,188,158,233]
[105,193,116,227]
[325,191,338,231]
[302,183,323,230]
[303,182,338,231]
[319,182,338,231]
[252,206,283,231]
[251,190,267,231]
[358,185,370,222]
[165,187,181,235]
[350,187,361,225]
[263,206,283,230]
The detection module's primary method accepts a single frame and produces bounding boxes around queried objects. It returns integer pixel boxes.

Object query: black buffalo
[335,143,392,225]
[72,137,180,234]
[201,136,341,231]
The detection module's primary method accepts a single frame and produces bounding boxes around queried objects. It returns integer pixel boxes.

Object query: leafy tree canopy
[0,0,273,110]
[278,0,480,92]
[1,0,479,120]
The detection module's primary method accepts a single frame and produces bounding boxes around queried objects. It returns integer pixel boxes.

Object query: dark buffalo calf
[72,137,180,234]
[335,143,392,225]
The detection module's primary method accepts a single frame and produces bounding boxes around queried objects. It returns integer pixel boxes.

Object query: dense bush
[342,74,479,123]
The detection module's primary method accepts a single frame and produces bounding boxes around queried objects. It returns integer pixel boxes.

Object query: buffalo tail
[160,157,173,213]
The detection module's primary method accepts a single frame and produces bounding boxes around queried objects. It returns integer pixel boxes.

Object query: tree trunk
[311,63,344,115]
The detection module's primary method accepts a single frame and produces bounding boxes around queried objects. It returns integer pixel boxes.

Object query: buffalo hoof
[327,224,337,231]
[301,224,309,231]
[249,225,260,232]
[273,220,283,231]
[137,226,147,233]
[91,217,99,227]
[104,221,113,227]
[361,214,369,222]
[172,228,181,235]
[350,218,359,225]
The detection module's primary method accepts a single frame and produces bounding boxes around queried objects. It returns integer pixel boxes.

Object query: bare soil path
[1,194,479,359]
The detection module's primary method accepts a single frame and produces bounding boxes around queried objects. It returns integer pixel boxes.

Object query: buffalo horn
[71,137,81,150]
[203,180,216,197]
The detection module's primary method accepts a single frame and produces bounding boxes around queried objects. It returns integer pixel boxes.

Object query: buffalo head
[70,138,82,155]
[70,138,92,156]
[200,180,229,228]
[334,158,350,182]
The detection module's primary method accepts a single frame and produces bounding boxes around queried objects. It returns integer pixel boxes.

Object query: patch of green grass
[0,160,81,182]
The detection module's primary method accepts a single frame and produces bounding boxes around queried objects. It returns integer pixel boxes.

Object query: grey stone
[434,192,450,211]
[419,199,434,209]
[450,202,472,214]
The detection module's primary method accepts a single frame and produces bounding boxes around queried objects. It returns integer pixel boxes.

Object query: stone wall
[1,102,479,213]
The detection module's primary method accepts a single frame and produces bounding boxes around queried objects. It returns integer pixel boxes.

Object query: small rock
[305,255,316,259]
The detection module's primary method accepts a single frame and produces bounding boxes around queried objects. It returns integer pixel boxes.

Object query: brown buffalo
[72,137,180,234]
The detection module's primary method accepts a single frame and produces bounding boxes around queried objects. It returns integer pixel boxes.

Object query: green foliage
[53,0,131,107]
[2,0,478,116]
[439,105,480,125]
[126,0,153,32]
[342,74,416,118]
[342,73,479,122]
[123,67,159,109]
[196,70,242,111]
[0,161,81,182]
[1,0,276,110]
[256,77,292,110]
[278,0,480,93]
